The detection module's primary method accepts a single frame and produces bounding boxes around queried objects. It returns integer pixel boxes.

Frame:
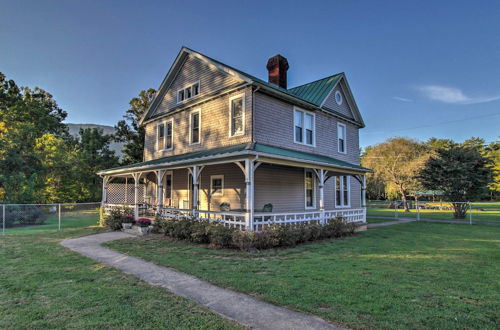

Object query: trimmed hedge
[154,216,357,250]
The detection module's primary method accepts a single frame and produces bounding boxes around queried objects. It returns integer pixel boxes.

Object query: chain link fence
[367,200,500,224]
[1,202,101,235]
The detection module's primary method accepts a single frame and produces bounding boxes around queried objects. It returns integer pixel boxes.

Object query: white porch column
[191,166,202,217]
[244,159,255,231]
[101,176,109,204]
[318,169,325,224]
[156,170,165,214]
[361,174,367,223]
[132,173,141,220]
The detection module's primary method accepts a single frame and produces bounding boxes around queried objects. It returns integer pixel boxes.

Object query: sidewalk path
[61,232,344,330]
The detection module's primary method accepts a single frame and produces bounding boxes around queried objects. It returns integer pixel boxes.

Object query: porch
[99,143,370,231]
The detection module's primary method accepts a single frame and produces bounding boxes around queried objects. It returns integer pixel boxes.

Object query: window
[305,170,315,209]
[157,123,165,151]
[335,90,343,105]
[164,172,172,199]
[190,110,200,144]
[294,108,315,146]
[177,81,200,104]
[156,120,173,151]
[229,94,244,136]
[210,175,224,196]
[335,176,350,207]
[165,120,173,149]
[337,123,346,153]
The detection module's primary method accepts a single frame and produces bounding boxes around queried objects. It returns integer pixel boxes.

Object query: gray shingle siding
[322,84,354,119]
[253,91,360,165]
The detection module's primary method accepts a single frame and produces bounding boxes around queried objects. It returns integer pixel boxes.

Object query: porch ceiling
[97,143,372,176]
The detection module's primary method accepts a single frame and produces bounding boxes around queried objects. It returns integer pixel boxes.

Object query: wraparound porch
[98,143,371,231]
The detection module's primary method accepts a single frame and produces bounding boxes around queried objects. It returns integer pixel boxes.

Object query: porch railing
[104,204,366,231]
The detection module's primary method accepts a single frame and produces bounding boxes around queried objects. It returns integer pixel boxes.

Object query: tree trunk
[398,185,410,212]
[452,202,468,219]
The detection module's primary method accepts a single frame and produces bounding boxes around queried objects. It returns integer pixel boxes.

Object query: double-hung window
[335,176,350,207]
[229,94,244,136]
[177,82,200,103]
[157,120,173,151]
[304,170,315,209]
[294,108,314,146]
[190,109,200,144]
[210,175,224,196]
[337,123,346,153]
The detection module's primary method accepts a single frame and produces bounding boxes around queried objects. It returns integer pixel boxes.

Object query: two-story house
[98,47,371,230]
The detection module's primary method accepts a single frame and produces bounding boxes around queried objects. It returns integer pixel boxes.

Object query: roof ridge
[288,73,343,91]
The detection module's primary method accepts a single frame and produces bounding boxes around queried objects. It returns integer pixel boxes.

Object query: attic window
[177,82,200,104]
[335,90,343,105]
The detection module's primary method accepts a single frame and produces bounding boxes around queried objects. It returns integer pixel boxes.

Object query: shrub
[190,221,210,244]
[207,223,235,248]
[232,230,255,250]
[253,229,280,250]
[102,208,125,230]
[4,207,47,226]
[136,218,151,227]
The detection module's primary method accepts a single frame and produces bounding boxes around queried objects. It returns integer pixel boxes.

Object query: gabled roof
[98,143,371,176]
[288,74,343,106]
[140,47,365,127]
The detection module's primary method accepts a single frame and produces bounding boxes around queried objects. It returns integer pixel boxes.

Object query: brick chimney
[266,54,289,89]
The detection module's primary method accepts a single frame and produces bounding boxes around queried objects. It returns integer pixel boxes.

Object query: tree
[76,128,119,201]
[114,88,156,164]
[484,140,500,197]
[419,146,492,219]
[0,72,68,203]
[361,138,429,211]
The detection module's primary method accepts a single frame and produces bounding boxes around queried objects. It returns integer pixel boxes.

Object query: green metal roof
[253,143,369,172]
[98,143,250,174]
[98,142,370,175]
[287,74,342,106]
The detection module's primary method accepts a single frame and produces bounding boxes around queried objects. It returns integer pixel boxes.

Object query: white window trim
[334,175,351,208]
[335,90,343,105]
[176,80,201,104]
[304,169,316,209]
[189,108,201,145]
[156,119,174,152]
[228,93,245,137]
[293,107,316,147]
[210,175,224,197]
[337,122,347,154]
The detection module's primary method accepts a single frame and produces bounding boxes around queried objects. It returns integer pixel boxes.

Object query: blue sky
[1,0,499,148]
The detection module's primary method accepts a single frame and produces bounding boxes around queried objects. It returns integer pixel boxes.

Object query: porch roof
[97,143,371,176]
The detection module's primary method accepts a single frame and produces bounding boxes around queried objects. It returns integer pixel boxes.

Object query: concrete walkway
[367,219,415,228]
[61,232,344,330]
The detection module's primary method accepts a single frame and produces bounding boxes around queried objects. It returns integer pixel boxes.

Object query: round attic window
[335,90,343,105]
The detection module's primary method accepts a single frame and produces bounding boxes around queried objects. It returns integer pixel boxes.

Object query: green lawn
[366,217,398,224]
[107,222,500,329]
[4,212,100,235]
[0,227,240,329]
[367,201,500,222]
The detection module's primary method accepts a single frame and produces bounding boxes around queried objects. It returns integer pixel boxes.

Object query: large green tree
[76,128,119,202]
[361,137,429,210]
[0,73,68,202]
[114,88,156,164]
[419,146,492,218]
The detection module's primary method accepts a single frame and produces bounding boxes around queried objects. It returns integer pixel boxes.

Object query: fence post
[2,204,5,236]
[58,204,61,231]
[416,201,420,221]
[469,202,472,225]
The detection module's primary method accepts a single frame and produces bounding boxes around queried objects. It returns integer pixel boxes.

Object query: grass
[0,227,240,329]
[107,222,500,329]
[367,201,500,222]
[4,212,99,235]
[366,217,397,224]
